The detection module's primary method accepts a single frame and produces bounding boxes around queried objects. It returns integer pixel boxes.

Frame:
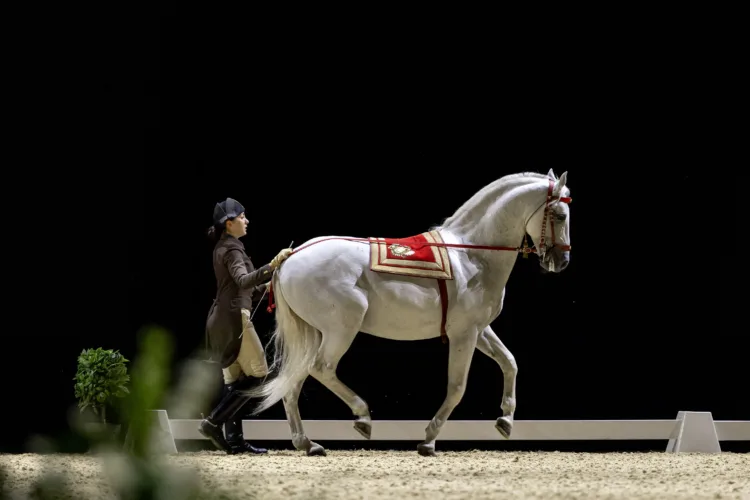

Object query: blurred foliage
[1,325,241,500]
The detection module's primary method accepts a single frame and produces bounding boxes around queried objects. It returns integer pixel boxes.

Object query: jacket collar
[218,232,245,251]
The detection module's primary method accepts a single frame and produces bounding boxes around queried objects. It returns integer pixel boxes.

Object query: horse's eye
[555,213,567,222]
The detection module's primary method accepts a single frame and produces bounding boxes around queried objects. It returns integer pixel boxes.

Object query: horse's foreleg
[309,331,372,439]
[282,375,326,456]
[418,331,478,457]
[476,325,517,438]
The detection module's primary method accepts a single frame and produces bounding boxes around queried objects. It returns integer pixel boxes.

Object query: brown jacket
[206,233,273,367]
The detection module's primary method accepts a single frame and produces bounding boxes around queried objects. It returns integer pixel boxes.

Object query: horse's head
[525,169,572,273]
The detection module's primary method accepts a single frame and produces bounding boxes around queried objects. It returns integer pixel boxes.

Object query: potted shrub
[73,347,130,438]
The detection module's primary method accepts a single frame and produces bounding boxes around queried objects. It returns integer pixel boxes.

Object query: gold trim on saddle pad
[369,230,453,280]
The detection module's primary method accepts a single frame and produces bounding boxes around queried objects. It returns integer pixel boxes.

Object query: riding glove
[270,248,293,269]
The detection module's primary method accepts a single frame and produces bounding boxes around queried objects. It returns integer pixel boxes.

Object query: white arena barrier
[141,410,749,455]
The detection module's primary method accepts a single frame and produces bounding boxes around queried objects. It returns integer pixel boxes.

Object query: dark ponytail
[207,223,225,242]
[207,215,238,242]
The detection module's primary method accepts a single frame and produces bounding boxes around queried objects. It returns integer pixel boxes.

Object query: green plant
[73,347,130,423]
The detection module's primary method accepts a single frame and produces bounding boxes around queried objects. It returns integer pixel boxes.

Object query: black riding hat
[213,197,245,225]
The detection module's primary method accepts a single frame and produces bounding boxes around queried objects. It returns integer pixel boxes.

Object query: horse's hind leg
[282,374,326,456]
[309,329,372,439]
[476,325,517,439]
[418,330,478,457]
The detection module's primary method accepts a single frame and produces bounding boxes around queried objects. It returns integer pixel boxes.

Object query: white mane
[435,171,557,246]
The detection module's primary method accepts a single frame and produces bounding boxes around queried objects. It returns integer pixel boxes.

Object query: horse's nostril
[559,259,569,270]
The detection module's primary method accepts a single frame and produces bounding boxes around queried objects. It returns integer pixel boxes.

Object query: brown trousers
[222,308,269,383]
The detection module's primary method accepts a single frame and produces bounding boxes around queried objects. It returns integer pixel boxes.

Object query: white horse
[249,169,572,456]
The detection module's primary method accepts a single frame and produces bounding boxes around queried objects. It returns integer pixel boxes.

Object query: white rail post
[666,411,721,453]
[149,409,178,454]
[123,409,178,455]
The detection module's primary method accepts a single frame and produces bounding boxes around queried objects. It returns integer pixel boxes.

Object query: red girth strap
[438,279,449,344]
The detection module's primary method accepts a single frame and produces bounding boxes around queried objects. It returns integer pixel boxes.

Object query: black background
[5,11,744,453]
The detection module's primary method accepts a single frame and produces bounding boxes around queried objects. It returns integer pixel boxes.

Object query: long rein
[288,180,571,258]
[257,236,533,317]
[262,181,571,314]
[289,236,536,256]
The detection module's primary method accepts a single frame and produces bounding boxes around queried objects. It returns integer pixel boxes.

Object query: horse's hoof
[353,418,372,440]
[417,443,436,457]
[307,442,327,456]
[495,416,513,439]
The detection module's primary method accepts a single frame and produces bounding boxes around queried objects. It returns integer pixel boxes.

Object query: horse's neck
[442,177,545,289]
[445,178,543,249]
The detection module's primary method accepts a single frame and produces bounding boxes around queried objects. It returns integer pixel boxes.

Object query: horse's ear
[553,171,568,197]
[547,168,557,180]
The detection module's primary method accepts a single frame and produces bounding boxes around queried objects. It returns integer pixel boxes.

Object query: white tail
[248,271,321,414]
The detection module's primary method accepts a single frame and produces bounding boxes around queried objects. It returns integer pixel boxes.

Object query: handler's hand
[270,248,293,269]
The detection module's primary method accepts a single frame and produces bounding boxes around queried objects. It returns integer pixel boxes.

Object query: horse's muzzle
[541,246,570,273]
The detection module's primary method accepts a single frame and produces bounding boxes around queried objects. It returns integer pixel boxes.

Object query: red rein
[266,180,571,315]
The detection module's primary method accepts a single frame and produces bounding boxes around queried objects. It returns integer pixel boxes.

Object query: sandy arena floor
[1,450,748,499]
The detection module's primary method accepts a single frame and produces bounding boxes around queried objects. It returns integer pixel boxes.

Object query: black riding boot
[198,377,257,454]
[225,416,268,454]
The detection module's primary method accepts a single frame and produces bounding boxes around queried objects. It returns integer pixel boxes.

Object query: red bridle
[527,179,572,259]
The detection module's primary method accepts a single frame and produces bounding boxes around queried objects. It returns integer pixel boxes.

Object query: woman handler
[198,197,292,454]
